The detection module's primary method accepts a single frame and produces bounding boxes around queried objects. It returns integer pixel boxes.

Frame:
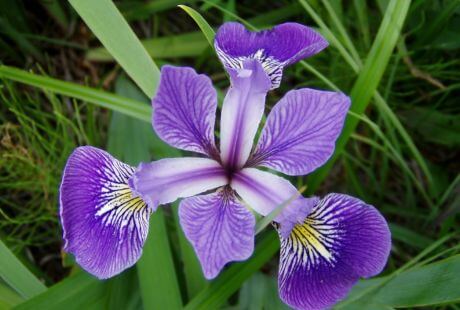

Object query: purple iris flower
[60,22,391,310]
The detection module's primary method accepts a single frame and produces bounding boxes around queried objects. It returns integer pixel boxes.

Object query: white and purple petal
[231,168,315,235]
[179,188,255,279]
[215,22,328,89]
[276,193,391,310]
[220,60,271,170]
[130,157,228,210]
[152,65,218,157]
[250,89,350,176]
[60,146,151,279]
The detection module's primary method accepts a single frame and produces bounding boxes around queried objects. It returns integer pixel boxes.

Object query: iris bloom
[60,22,390,310]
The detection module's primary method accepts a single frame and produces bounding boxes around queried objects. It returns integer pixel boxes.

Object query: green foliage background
[0,0,459,309]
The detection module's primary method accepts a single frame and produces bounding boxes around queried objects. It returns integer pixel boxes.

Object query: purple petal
[231,168,315,230]
[220,60,271,170]
[215,22,328,89]
[250,89,350,176]
[153,65,218,156]
[276,193,391,310]
[130,157,228,210]
[60,146,151,279]
[179,188,255,279]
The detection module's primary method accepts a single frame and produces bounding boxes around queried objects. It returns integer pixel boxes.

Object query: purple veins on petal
[250,88,350,176]
[179,188,255,279]
[231,168,315,229]
[130,157,228,211]
[215,22,328,89]
[59,146,151,279]
[276,193,391,310]
[152,65,218,157]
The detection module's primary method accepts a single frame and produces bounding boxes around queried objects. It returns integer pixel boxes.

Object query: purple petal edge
[60,146,151,279]
[251,88,350,176]
[215,22,328,88]
[179,189,255,279]
[152,65,218,157]
[276,193,391,310]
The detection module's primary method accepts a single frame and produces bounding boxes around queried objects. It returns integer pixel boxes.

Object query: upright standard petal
[179,189,255,279]
[250,89,350,176]
[130,157,228,210]
[220,60,271,170]
[60,146,151,279]
[276,193,391,310]
[153,65,218,157]
[215,22,328,88]
[231,168,315,233]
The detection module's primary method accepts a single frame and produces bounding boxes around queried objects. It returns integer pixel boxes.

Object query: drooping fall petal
[60,146,151,279]
[179,189,255,279]
[276,193,391,310]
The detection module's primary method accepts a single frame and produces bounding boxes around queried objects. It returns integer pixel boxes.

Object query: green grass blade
[0,281,24,308]
[137,211,183,310]
[0,239,46,299]
[300,0,432,185]
[178,5,216,46]
[347,255,460,308]
[14,272,106,310]
[184,231,279,309]
[307,0,412,192]
[0,65,151,122]
[172,203,207,299]
[87,32,209,61]
[69,0,159,97]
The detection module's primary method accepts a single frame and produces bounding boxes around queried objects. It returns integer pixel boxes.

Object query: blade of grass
[300,0,433,185]
[87,32,209,61]
[69,0,159,97]
[178,5,215,47]
[340,255,460,308]
[307,0,412,192]
[0,65,151,122]
[172,203,207,300]
[14,272,106,310]
[0,281,24,308]
[137,211,183,309]
[0,239,46,299]
[184,230,279,309]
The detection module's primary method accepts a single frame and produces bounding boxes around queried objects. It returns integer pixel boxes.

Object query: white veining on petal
[216,46,285,89]
[277,194,361,282]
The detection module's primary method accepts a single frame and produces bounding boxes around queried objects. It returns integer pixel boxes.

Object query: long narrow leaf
[0,239,46,299]
[0,65,151,122]
[15,272,106,310]
[69,0,159,97]
[137,211,183,310]
[185,231,279,309]
[342,255,460,308]
[178,5,215,47]
[307,0,411,192]
[172,203,207,299]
